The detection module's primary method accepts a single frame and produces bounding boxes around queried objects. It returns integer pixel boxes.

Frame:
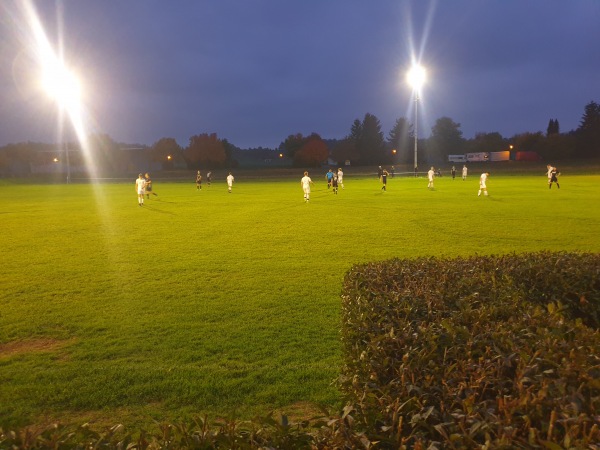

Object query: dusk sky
[1,1,598,150]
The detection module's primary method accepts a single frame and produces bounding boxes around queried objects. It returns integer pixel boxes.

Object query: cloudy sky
[1,1,598,149]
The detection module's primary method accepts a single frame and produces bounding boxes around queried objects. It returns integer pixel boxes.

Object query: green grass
[1,171,599,429]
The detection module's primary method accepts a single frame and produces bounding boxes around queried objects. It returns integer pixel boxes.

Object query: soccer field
[1,172,599,429]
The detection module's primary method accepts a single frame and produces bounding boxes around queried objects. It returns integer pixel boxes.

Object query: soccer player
[381,169,389,191]
[462,165,468,181]
[337,168,344,189]
[135,173,146,206]
[196,171,202,190]
[144,173,158,199]
[427,167,435,189]
[301,171,314,202]
[451,166,456,180]
[325,169,334,188]
[332,174,338,194]
[547,164,560,189]
[206,171,212,186]
[226,172,235,193]
[478,172,490,196]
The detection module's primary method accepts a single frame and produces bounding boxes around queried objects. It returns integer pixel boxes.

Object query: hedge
[340,251,600,448]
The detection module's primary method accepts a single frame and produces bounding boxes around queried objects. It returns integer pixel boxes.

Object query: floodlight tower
[43,62,81,184]
[406,64,426,175]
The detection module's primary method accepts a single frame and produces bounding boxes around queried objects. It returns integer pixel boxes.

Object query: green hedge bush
[340,252,600,448]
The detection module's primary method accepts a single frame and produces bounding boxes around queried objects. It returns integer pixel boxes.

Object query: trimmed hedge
[340,252,600,448]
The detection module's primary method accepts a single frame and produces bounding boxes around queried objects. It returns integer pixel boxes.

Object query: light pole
[43,62,81,184]
[65,141,70,183]
[407,64,426,175]
[413,94,418,174]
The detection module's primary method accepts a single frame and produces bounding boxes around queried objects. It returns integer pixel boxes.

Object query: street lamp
[406,64,426,175]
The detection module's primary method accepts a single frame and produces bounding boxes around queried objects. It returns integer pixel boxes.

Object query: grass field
[1,170,599,430]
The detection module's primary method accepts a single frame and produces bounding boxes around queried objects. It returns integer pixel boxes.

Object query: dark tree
[357,113,385,165]
[577,101,600,158]
[184,133,227,168]
[281,133,306,159]
[387,117,413,164]
[331,138,359,166]
[427,117,465,162]
[349,119,362,142]
[221,139,240,168]
[579,101,600,131]
[467,132,506,154]
[511,132,545,153]
[151,137,183,169]
[546,119,560,136]
[543,133,576,160]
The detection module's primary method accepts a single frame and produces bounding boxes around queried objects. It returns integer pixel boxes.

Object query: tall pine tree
[546,118,560,136]
[577,101,600,158]
[357,113,385,166]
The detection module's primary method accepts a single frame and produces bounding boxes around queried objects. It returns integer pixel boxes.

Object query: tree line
[1,101,598,175]
[314,100,599,168]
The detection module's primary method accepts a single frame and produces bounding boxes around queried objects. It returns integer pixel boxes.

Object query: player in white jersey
[301,171,314,202]
[337,168,344,189]
[427,167,435,189]
[226,172,235,193]
[135,173,147,206]
[478,172,489,196]
[462,165,468,180]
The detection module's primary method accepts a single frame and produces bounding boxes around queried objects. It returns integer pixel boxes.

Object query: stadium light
[407,64,426,174]
[43,63,82,184]
[21,1,90,182]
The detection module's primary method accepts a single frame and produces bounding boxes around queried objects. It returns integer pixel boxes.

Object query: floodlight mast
[43,63,81,184]
[413,94,418,174]
[407,65,426,176]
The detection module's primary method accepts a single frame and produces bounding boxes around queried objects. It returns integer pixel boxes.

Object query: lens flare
[17,1,96,179]
[42,63,81,115]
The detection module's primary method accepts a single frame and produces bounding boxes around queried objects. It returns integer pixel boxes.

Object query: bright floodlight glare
[406,64,426,91]
[43,63,81,113]
[22,0,92,183]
